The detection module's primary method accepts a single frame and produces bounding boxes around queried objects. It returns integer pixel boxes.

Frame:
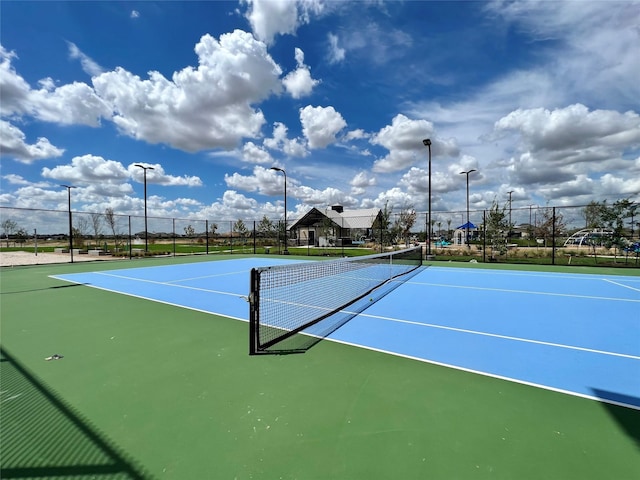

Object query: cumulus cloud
[263,122,308,157]
[224,165,285,197]
[494,104,640,154]
[244,0,325,45]
[299,105,347,149]
[282,48,320,99]
[371,114,460,173]
[127,163,202,187]
[0,46,110,126]
[494,104,640,186]
[0,120,65,163]
[241,141,273,164]
[92,31,282,152]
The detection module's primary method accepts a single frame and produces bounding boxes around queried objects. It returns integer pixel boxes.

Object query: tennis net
[249,246,422,354]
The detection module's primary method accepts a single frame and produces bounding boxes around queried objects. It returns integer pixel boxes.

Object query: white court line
[602,278,640,293]
[410,280,640,302]
[90,271,245,298]
[356,312,640,360]
[326,337,640,411]
[427,266,640,283]
[164,269,249,284]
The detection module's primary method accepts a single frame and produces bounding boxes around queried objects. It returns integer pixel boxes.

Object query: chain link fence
[1,203,638,267]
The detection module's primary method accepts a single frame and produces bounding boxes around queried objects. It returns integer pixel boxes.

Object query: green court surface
[1,256,639,479]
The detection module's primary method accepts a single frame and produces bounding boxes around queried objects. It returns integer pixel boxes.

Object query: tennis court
[2,255,639,479]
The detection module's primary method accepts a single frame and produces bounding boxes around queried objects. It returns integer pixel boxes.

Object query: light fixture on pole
[459,169,476,248]
[422,139,432,259]
[507,190,514,243]
[134,164,154,253]
[270,167,289,254]
[61,185,76,263]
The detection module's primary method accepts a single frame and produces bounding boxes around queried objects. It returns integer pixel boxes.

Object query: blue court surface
[52,258,640,410]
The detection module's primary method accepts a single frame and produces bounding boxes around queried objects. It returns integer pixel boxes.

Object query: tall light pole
[422,139,432,259]
[459,169,476,248]
[507,190,514,243]
[134,164,154,252]
[61,185,76,262]
[270,167,289,254]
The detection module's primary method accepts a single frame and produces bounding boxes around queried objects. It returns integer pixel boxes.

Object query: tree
[104,208,120,252]
[372,200,392,247]
[90,213,103,248]
[209,222,218,237]
[394,205,417,246]
[233,219,248,237]
[74,217,90,248]
[257,215,275,239]
[15,227,29,246]
[184,225,196,243]
[535,206,567,248]
[1,219,18,247]
[485,199,509,257]
[582,201,603,229]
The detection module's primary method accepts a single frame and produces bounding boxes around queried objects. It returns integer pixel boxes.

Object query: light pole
[459,169,476,248]
[422,139,432,259]
[270,167,289,254]
[61,185,76,262]
[507,190,514,243]
[134,164,154,252]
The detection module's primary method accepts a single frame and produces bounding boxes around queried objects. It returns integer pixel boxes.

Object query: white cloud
[263,122,308,157]
[130,10,140,19]
[282,48,320,99]
[67,42,104,77]
[241,141,273,164]
[299,105,347,149]
[371,114,460,173]
[0,46,109,126]
[327,33,345,64]
[485,0,640,110]
[127,163,203,187]
[43,154,130,184]
[494,104,640,153]
[244,0,325,45]
[92,31,282,152]
[0,120,65,163]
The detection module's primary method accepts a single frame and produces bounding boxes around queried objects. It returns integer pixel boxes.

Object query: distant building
[289,206,382,247]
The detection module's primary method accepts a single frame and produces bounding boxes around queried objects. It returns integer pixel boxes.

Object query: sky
[1,0,639,229]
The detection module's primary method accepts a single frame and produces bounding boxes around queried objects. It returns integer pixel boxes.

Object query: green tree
[372,200,392,247]
[257,215,275,239]
[485,199,509,257]
[233,219,249,240]
[15,227,29,246]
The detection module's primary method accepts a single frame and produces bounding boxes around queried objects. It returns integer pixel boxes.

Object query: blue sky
[1,0,639,227]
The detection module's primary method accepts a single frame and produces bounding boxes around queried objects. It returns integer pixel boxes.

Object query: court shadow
[0,283,89,295]
[0,346,150,479]
[590,388,640,450]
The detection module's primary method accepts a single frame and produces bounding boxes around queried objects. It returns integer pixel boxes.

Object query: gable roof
[289,207,381,231]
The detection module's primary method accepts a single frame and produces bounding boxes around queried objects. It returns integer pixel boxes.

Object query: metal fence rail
[1,203,638,268]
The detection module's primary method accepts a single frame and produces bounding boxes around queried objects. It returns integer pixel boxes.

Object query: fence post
[128,216,132,259]
[206,219,209,255]
[482,210,487,263]
[552,207,556,265]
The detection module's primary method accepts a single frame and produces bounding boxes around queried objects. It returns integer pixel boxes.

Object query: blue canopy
[456,222,477,230]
